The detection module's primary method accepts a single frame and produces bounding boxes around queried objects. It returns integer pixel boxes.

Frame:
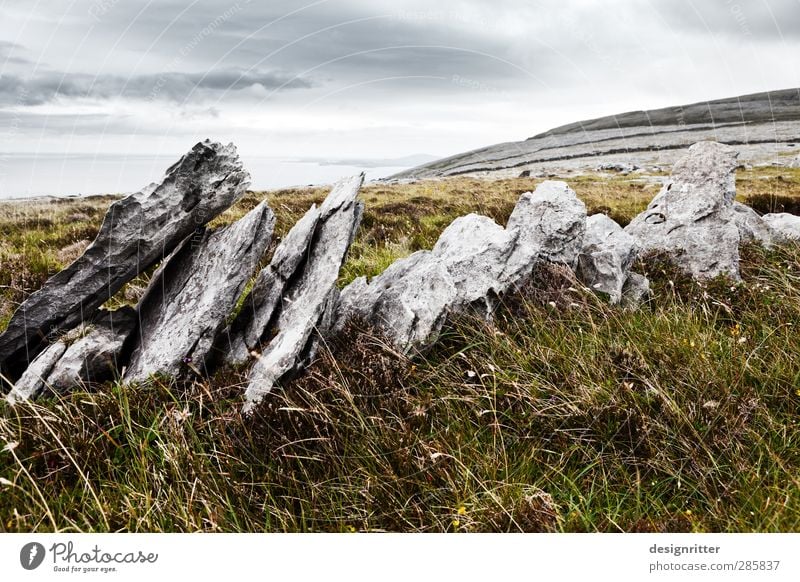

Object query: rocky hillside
[391,88,800,180]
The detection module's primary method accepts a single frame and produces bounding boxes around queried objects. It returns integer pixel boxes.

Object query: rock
[125,201,275,382]
[224,203,321,365]
[621,272,651,308]
[45,308,137,393]
[595,162,638,174]
[506,181,587,269]
[625,141,742,280]
[5,343,67,404]
[5,307,136,403]
[788,155,800,168]
[335,181,586,354]
[236,175,364,414]
[762,213,800,240]
[0,140,250,380]
[577,214,638,304]
[732,202,781,246]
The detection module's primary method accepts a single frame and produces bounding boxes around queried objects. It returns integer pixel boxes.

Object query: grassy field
[1,168,799,532]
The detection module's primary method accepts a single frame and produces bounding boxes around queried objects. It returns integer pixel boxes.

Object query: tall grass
[1,172,799,532]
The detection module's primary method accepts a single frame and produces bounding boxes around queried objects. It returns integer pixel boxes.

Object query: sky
[1,0,799,164]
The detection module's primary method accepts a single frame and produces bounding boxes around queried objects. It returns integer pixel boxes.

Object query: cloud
[0,68,315,106]
[0,41,33,65]
[651,0,800,40]
[1,0,798,164]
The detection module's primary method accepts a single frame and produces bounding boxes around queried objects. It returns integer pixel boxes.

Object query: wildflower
[690,340,696,348]
[452,519,460,527]
[346,525,356,533]
[685,509,692,516]
[457,506,466,516]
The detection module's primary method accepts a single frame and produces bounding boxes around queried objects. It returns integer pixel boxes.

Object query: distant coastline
[0,153,419,200]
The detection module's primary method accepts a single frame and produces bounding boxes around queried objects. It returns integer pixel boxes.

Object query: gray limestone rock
[125,201,275,382]
[620,272,651,309]
[506,181,587,269]
[0,140,250,380]
[5,307,137,403]
[625,141,742,280]
[577,214,639,304]
[732,202,782,246]
[762,212,800,240]
[239,175,365,413]
[335,181,587,355]
[224,204,321,365]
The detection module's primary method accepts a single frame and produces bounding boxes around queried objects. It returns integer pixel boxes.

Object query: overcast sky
[1,0,799,161]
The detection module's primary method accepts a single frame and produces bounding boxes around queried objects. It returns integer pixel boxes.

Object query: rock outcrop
[5,307,136,403]
[762,212,800,240]
[0,140,249,380]
[335,181,586,355]
[625,141,742,280]
[125,201,275,382]
[577,214,639,304]
[229,175,365,414]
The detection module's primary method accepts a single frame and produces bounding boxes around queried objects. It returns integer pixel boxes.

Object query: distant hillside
[392,88,800,180]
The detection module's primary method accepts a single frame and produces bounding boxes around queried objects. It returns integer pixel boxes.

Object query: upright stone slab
[506,181,587,269]
[0,140,250,380]
[577,214,639,304]
[625,141,742,280]
[125,201,275,382]
[236,175,365,414]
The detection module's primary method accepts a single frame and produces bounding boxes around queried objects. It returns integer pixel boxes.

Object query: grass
[1,170,799,532]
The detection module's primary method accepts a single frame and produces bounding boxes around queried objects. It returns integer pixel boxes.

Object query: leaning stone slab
[577,214,638,304]
[125,201,275,382]
[335,181,586,355]
[238,175,365,414]
[224,204,321,366]
[0,140,250,380]
[762,213,800,241]
[625,141,742,280]
[5,307,136,403]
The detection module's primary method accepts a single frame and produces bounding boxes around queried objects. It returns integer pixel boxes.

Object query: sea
[0,153,410,200]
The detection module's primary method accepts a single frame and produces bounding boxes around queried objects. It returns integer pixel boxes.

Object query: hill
[391,89,800,180]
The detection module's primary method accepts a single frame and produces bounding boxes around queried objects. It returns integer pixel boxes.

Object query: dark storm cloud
[82,0,535,88]
[1,0,798,157]
[0,69,314,106]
